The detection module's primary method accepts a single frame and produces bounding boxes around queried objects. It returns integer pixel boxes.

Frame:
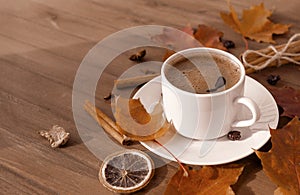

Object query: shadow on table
[135,154,169,195]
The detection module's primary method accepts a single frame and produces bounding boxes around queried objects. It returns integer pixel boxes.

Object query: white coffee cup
[161,47,260,140]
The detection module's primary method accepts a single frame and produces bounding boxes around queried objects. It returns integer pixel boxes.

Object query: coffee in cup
[164,53,241,94]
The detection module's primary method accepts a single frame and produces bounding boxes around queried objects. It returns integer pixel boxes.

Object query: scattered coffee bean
[227,130,241,141]
[129,49,146,62]
[223,40,235,49]
[267,75,281,85]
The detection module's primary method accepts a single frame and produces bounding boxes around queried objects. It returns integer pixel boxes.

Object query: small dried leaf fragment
[165,164,244,195]
[255,117,300,195]
[220,3,290,43]
[270,86,300,117]
[194,24,227,51]
[39,125,70,148]
[114,97,170,141]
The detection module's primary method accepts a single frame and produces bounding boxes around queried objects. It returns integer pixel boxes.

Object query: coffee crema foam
[164,53,240,94]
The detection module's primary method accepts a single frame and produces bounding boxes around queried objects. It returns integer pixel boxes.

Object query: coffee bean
[267,75,280,85]
[223,40,235,49]
[227,131,241,141]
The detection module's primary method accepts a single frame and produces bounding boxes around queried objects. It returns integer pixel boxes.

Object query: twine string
[242,33,300,71]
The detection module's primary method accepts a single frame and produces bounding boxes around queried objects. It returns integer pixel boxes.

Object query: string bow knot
[242,33,300,71]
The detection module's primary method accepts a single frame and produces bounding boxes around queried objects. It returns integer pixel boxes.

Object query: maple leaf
[220,3,290,43]
[165,164,244,195]
[157,24,227,61]
[255,117,300,195]
[180,24,194,36]
[152,24,200,51]
[269,86,300,118]
[114,97,170,141]
[194,24,227,51]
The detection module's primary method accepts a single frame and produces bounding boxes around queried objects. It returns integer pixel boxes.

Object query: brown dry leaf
[152,24,200,51]
[181,24,194,36]
[39,125,70,148]
[220,3,290,43]
[270,86,300,117]
[255,117,300,195]
[158,24,227,61]
[194,24,227,51]
[165,164,244,195]
[156,25,191,61]
[114,97,170,141]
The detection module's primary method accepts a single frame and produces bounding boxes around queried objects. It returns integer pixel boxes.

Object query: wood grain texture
[1,0,299,194]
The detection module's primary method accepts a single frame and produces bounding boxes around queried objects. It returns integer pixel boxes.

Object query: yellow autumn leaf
[220,3,290,43]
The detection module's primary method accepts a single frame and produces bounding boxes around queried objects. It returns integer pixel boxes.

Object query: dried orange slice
[99,149,154,193]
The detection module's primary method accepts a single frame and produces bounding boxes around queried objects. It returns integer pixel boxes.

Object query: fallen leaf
[39,125,70,148]
[152,24,200,51]
[194,24,227,51]
[255,117,300,195]
[152,24,192,61]
[156,24,227,61]
[181,24,195,36]
[114,97,170,141]
[165,164,244,195]
[270,86,300,117]
[220,3,290,43]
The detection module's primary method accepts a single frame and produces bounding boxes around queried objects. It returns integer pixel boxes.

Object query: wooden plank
[1,0,300,194]
[0,13,90,62]
[0,36,78,87]
[30,0,300,57]
[0,126,104,194]
[0,59,73,121]
[0,0,115,41]
[0,88,101,193]
[31,0,138,28]
[0,34,37,56]
[0,13,84,48]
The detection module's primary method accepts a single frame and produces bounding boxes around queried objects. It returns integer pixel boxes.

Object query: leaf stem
[154,139,189,177]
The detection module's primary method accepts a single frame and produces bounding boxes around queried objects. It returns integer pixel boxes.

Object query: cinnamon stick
[245,40,300,65]
[114,73,159,89]
[246,56,300,74]
[84,100,132,145]
[243,39,300,74]
[245,40,300,64]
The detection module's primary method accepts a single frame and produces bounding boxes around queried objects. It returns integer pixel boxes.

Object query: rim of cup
[161,47,245,97]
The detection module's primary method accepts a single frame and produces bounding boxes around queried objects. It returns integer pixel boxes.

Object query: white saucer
[133,76,279,165]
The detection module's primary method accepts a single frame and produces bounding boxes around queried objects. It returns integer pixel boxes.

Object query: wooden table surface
[1,0,300,194]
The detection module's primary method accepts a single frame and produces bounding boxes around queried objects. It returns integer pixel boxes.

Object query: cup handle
[231,96,260,128]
